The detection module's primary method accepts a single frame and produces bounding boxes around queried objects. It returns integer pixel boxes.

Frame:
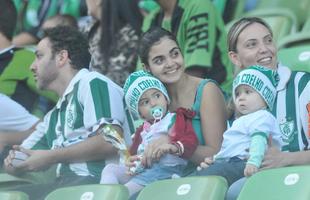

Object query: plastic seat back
[244,8,298,42]
[137,176,228,200]
[0,191,29,200]
[277,25,310,73]
[45,184,129,200]
[302,16,310,32]
[0,173,35,191]
[255,0,310,28]
[0,165,58,191]
[237,166,310,200]
[278,45,310,73]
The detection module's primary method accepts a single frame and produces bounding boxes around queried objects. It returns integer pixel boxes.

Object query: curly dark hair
[0,0,17,40]
[43,26,91,70]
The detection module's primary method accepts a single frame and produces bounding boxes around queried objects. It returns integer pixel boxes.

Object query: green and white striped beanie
[233,65,279,110]
[123,70,170,118]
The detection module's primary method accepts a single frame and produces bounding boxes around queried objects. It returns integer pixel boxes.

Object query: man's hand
[16,147,55,171]
[4,145,55,174]
[3,148,21,175]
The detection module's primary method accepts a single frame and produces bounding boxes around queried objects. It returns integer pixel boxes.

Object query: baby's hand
[197,157,214,171]
[126,155,143,175]
[125,155,141,168]
[244,164,258,177]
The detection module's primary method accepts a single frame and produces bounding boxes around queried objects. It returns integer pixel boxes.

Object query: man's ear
[56,50,69,66]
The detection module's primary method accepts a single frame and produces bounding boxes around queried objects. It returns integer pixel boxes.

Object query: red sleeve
[169,107,198,159]
[129,125,143,155]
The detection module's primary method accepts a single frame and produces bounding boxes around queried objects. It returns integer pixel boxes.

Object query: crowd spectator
[138,27,227,171]
[12,0,85,46]
[225,17,310,200]
[101,70,198,197]
[83,0,143,86]
[4,26,133,200]
[195,65,283,186]
[0,0,57,116]
[41,14,78,31]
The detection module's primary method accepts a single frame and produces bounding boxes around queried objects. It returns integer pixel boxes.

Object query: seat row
[1,165,309,200]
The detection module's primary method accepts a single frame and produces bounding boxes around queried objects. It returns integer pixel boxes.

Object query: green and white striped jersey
[21,69,134,177]
[274,64,310,152]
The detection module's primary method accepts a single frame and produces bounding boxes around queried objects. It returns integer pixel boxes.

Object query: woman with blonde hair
[225,17,310,200]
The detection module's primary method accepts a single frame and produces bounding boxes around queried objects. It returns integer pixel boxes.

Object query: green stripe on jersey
[298,72,310,96]
[71,82,84,129]
[90,78,111,119]
[32,110,58,150]
[284,72,299,152]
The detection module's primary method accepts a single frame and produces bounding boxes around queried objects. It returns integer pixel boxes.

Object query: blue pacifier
[150,106,164,121]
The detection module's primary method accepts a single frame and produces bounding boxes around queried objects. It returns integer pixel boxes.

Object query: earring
[144,69,151,73]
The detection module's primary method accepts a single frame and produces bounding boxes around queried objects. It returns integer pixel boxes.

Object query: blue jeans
[192,157,246,186]
[131,163,186,186]
[225,177,247,200]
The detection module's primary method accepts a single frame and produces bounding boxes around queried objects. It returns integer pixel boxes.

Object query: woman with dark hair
[138,27,227,171]
[85,0,143,86]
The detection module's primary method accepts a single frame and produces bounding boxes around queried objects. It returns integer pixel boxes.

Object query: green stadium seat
[278,32,310,49]
[0,173,35,191]
[302,15,310,32]
[0,165,57,191]
[44,184,129,200]
[137,176,228,200]
[278,46,310,73]
[244,8,298,43]
[237,165,310,200]
[255,0,310,29]
[0,191,29,200]
[278,45,310,73]
[277,28,310,73]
